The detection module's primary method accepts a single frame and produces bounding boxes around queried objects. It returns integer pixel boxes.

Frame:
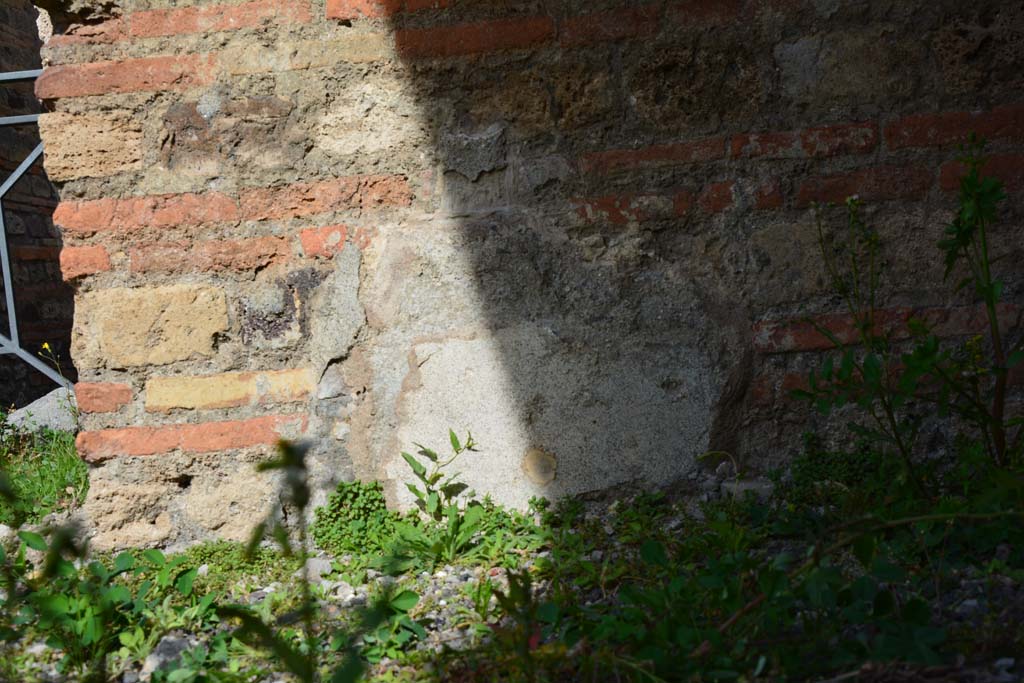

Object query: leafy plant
[0,425,87,526]
[217,440,380,683]
[313,480,403,558]
[936,138,1022,466]
[402,430,477,523]
[798,139,1023,491]
[387,503,486,572]
[360,589,425,664]
[0,528,215,682]
[173,539,301,598]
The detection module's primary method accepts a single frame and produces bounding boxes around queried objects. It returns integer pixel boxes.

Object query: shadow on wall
[351,0,1024,509]
[352,1,771,511]
[0,0,75,409]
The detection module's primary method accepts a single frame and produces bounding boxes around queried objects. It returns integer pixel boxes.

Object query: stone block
[73,285,228,369]
[145,368,314,411]
[38,112,142,181]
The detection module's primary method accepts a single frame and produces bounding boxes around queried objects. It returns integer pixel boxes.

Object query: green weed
[0,427,86,526]
[313,480,404,559]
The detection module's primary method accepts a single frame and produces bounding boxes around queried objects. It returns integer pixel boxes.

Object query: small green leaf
[440,482,469,500]
[537,602,559,624]
[405,483,426,502]
[640,540,668,568]
[449,429,461,453]
[863,353,882,386]
[401,452,426,478]
[17,531,46,551]
[390,590,419,612]
[853,534,876,569]
[414,444,438,463]
[176,568,198,596]
[142,548,166,566]
[330,654,365,683]
[113,552,135,573]
[873,589,894,617]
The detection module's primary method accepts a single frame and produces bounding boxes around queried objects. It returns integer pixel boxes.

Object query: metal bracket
[0,68,72,389]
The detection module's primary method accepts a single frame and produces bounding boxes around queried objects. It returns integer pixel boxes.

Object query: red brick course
[49,0,312,45]
[731,122,878,159]
[75,414,308,463]
[130,0,312,39]
[53,176,411,235]
[581,137,728,175]
[561,6,660,47]
[36,54,216,99]
[885,105,1024,150]
[395,16,555,59]
[754,304,1021,353]
[796,165,933,206]
[239,175,413,221]
[698,181,735,213]
[940,154,1024,193]
[54,192,239,236]
[129,237,289,274]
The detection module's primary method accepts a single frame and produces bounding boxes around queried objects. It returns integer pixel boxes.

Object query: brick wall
[36,0,1023,549]
[0,1,74,408]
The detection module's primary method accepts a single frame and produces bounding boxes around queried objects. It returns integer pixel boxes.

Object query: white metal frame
[0,68,72,389]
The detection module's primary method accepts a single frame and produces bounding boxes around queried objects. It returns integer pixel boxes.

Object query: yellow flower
[41,342,52,352]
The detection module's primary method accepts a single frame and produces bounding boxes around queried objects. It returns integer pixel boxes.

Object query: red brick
[673,190,696,215]
[130,236,289,274]
[561,5,660,47]
[54,192,239,236]
[939,154,1024,193]
[75,414,308,463]
[731,122,878,159]
[239,175,413,221]
[753,303,1020,353]
[574,194,653,225]
[300,225,349,258]
[799,122,879,157]
[698,181,735,213]
[47,19,126,46]
[76,382,132,413]
[581,137,727,175]
[885,104,1024,150]
[129,0,311,39]
[54,178,409,236]
[60,245,111,280]
[730,131,800,159]
[395,16,555,59]
[668,0,743,26]
[36,54,216,100]
[327,0,449,20]
[753,308,911,353]
[796,165,933,207]
[754,181,785,209]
